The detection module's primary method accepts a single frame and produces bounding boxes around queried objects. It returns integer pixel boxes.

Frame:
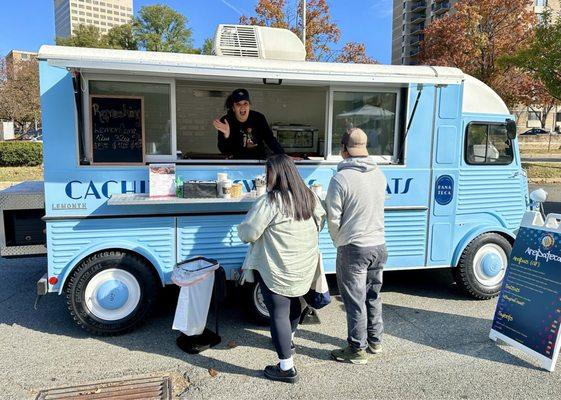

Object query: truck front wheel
[65,250,159,335]
[454,233,512,300]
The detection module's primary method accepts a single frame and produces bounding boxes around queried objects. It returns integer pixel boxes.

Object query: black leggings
[257,274,302,360]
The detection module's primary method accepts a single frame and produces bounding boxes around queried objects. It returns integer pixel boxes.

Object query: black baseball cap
[232,88,250,103]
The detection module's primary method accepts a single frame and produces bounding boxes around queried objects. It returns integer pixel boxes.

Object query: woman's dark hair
[266,154,317,221]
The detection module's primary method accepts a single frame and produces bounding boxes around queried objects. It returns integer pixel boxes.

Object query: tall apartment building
[392,0,560,66]
[54,0,133,38]
[4,50,38,79]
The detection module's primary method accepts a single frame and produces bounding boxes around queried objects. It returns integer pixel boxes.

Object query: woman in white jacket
[238,154,325,383]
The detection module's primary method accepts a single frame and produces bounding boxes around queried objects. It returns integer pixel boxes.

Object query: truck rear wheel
[245,281,270,325]
[454,233,511,300]
[65,250,159,336]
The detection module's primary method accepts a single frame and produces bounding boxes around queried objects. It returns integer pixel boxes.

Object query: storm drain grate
[36,375,171,400]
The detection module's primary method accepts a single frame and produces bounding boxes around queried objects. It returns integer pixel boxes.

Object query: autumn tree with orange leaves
[419,0,537,107]
[240,0,376,63]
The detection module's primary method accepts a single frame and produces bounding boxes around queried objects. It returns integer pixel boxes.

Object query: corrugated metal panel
[48,218,175,276]
[457,169,526,229]
[179,211,427,269]
[319,210,427,262]
[177,215,247,268]
[385,211,427,257]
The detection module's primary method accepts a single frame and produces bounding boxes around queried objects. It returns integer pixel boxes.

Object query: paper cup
[311,184,323,196]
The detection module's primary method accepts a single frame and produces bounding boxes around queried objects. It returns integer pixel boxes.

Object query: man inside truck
[213,88,285,159]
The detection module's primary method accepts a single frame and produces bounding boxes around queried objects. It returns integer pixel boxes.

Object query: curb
[528,178,561,184]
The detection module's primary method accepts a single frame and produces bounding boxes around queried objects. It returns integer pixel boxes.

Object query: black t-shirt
[217,110,284,159]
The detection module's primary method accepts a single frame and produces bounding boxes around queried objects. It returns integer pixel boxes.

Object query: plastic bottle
[176,176,184,198]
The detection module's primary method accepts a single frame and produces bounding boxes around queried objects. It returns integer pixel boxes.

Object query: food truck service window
[175,81,327,161]
[331,90,399,160]
[85,80,172,164]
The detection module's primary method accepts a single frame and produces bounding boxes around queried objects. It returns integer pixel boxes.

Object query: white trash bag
[172,257,219,336]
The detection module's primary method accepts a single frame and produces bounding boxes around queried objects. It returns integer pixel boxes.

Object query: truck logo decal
[435,175,454,205]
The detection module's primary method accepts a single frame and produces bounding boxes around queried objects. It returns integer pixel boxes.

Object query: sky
[0,0,393,63]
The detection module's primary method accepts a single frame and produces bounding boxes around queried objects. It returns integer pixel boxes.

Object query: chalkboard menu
[90,95,144,164]
[490,220,561,371]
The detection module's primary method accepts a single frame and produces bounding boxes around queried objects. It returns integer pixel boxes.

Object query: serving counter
[108,192,326,215]
[108,193,260,213]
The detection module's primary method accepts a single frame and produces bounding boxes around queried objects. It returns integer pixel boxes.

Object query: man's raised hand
[213,119,230,138]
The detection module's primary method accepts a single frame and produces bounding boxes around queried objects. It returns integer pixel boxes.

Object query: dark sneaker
[330,346,368,364]
[264,363,299,383]
[367,342,382,354]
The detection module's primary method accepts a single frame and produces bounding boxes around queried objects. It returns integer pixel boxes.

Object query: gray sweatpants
[336,243,388,350]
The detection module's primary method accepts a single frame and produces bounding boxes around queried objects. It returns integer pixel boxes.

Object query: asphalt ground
[2,255,561,400]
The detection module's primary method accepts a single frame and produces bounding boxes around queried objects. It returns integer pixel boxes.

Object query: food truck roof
[38,45,465,86]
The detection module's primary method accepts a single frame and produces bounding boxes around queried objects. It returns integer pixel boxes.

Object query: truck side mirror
[506,119,517,139]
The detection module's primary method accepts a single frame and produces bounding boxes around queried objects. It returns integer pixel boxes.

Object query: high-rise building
[54,0,133,39]
[391,0,560,66]
[4,50,38,80]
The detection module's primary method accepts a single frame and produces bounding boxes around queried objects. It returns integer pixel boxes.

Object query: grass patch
[522,162,561,180]
[520,148,561,155]
[0,166,43,182]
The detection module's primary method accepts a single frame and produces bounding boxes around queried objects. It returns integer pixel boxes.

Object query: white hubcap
[254,283,270,318]
[473,244,507,287]
[84,269,141,321]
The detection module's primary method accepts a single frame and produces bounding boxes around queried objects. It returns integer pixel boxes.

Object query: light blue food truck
[0,25,531,335]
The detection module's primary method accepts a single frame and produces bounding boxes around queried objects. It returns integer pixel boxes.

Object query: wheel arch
[58,242,166,294]
[452,227,515,268]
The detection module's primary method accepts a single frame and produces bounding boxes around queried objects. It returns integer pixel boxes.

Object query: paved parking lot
[1,256,561,400]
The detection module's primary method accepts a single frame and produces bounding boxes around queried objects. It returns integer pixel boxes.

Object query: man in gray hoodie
[326,128,388,365]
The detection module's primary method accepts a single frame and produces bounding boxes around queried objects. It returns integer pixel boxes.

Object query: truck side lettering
[101,181,118,198]
[386,178,413,195]
[64,180,147,200]
[65,180,83,200]
[85,182,101,199]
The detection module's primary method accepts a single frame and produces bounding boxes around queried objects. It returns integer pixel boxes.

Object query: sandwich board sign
[490,211,561,371]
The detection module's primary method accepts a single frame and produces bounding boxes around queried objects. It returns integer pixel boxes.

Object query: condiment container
[221,180,232,199]
[231,183,243,198]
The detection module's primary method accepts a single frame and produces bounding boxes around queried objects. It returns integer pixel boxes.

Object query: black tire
[454,233,512,300]
[65,250,159,336]
[244,281,270,326]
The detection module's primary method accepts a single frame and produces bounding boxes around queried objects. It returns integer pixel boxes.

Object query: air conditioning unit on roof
[213,24,306,61]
